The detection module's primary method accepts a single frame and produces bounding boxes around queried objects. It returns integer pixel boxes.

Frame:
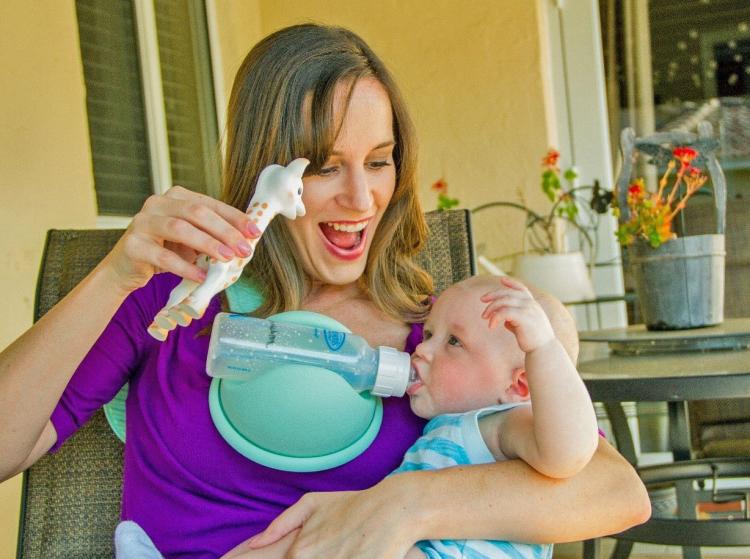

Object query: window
[599,0,750,196]
[76,0,220,218]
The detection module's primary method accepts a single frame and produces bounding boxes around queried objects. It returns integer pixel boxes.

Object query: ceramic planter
[512,251,596,303]
[629,234,725,330]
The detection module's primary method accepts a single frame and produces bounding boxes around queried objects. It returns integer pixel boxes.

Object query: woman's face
[287,77,396,288]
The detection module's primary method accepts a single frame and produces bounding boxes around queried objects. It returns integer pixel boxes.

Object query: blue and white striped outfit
[391,403,553,559]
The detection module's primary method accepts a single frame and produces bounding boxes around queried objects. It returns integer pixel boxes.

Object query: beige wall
[0,1,556,555]
[0,1,96,556]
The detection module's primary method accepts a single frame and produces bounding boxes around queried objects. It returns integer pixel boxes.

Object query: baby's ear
[508,367,529,400]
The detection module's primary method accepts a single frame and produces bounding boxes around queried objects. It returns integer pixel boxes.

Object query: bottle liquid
[206,313,417,397]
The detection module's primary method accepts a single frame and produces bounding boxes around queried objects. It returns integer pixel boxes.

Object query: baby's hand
[479,276,555,353]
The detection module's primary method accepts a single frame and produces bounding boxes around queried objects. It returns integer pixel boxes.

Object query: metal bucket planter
[629,234,725,330]
[617,124,728,331]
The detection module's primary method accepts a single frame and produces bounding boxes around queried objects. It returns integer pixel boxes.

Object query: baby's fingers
[498,275,530,292]
[482,299,524,330]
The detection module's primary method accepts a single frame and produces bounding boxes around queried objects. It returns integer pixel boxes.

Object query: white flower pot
[512,252,596,303]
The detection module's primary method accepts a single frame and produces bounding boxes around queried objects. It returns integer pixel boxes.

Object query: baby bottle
[207,313,416,397]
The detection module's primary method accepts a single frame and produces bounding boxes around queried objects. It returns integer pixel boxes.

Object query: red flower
[673,147,698,167]
[628,179,645,196]
[541,149,560,169]
[687,165,702,177]
[431,178,448,193]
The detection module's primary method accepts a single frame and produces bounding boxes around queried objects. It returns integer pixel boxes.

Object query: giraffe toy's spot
[257,211,263,217]
[253,218,259,223]
[230,276,238,283]
[252,202,260,207]
[261,203,268,209]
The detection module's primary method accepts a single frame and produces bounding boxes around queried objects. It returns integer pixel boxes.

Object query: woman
[0,24,649,558]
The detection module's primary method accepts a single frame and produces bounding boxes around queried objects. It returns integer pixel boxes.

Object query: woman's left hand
[247,480,417,558]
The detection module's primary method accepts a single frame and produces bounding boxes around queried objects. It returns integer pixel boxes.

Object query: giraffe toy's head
[251,158,309,220]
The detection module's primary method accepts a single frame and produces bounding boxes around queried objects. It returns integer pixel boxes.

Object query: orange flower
[431,178,448,193]
[541,149,560,169]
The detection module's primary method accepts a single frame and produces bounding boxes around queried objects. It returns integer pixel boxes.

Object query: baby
[116,275,598,559]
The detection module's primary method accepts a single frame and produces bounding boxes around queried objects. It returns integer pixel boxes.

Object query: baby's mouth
[319,221,368,250]
[406,362,424,396]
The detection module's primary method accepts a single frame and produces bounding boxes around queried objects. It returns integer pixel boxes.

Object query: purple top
[50,274,426,558]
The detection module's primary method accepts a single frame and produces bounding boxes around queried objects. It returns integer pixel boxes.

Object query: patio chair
[16,209,475,559]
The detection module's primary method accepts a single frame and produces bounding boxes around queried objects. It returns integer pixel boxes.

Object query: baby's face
[408,282,524,419]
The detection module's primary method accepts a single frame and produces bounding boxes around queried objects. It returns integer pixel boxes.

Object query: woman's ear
[508,367,529,400]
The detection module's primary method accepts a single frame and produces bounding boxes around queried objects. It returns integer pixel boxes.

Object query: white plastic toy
[147,158,309,341]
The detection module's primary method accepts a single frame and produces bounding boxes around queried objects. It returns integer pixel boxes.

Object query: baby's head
[408,275,578,419]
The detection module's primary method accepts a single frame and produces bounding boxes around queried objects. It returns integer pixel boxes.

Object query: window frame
[95,0,223,228]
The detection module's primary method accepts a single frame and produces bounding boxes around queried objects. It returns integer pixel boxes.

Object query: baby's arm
[481,276,598,478]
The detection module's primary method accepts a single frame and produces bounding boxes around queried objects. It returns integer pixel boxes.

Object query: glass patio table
[578,318,750,559]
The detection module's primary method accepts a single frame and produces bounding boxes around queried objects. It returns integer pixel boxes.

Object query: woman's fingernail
[219,245,235,260]
[246,222,261,237]
[237,241,253,256]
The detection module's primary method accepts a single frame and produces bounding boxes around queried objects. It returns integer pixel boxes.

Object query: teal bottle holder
[208,310,383,472]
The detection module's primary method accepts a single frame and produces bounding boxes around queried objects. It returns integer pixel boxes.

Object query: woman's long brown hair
[222,24,432,322]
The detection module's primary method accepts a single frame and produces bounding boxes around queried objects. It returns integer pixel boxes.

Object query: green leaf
[563,168,578,182]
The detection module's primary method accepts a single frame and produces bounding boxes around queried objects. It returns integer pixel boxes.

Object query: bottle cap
[373,346,411,397]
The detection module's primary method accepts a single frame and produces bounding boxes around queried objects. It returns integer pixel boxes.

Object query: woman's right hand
[103,186,261,294]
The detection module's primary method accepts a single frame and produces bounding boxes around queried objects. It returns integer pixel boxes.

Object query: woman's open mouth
[318,220,369,261]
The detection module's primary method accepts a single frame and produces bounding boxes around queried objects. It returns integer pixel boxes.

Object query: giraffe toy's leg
[146,256,211,339]
[179,257,246,319]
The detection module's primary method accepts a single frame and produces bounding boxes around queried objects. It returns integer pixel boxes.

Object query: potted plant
[433,149,614,303]
[614,124,726,330]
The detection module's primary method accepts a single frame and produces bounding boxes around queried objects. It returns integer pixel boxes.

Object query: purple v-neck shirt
[50,274,426,558]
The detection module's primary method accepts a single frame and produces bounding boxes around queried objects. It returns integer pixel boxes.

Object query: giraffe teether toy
[147,158,309,341]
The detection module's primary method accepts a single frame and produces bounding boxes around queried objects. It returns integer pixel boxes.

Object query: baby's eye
[448,335,462,347]
[423,329,432,340]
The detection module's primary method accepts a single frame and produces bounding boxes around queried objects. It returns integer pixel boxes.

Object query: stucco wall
[0,2,96,556]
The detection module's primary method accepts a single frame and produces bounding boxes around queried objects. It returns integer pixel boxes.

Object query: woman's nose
[338,167,373,212]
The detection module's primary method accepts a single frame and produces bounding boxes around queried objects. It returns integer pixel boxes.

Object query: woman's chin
[302,251,368,287]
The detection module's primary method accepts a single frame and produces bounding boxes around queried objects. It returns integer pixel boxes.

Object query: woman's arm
[0,261,131,479]
[248,437,650,558]
[0,187,258,480]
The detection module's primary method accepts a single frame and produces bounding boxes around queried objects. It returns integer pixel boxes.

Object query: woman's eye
[368,160,392,170]
[448,335,462,347]
[317,166,338,176]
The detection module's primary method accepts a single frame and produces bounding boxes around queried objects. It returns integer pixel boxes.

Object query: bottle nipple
[405,365,419,391]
